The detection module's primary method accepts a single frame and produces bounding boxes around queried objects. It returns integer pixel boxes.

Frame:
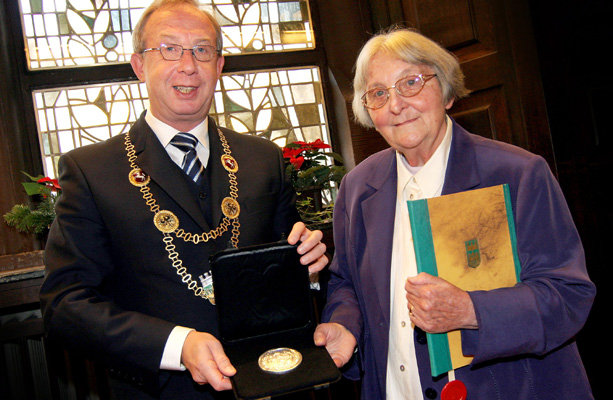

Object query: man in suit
[40,1,328,399]
[314,28,595,399]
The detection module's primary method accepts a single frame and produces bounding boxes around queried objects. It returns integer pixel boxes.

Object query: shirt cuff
[160,326,195,371]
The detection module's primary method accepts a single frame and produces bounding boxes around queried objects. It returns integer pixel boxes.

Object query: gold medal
[128,168,150,187]
[258,348,302,373]
[221,197,240,219]
[153,210,179,233]
[221,154,238,173]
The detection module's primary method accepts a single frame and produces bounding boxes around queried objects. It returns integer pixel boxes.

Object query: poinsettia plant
[4,172,61,235]
[282,139,346,227]
[282,139,346,190]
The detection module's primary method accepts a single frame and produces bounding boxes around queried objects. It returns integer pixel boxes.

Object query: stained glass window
[33,67,328,178]
[33,81,148,176]
[20,0,314,70]
[212,67,327,146]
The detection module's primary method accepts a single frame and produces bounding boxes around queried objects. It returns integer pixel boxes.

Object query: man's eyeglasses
[142,43,221,62]
[361,74,438,110]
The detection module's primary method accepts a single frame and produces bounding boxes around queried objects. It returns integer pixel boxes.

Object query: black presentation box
[210,240,340,400]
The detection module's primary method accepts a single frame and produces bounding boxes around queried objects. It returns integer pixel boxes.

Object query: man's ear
[130,53,146,82]
[216,55,225,78]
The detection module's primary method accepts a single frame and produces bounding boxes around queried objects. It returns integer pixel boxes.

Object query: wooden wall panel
[450,86,512,143]
[400,0,553,165]
[410,0,476,49]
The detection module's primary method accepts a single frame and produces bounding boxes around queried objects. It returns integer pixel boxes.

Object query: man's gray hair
[132,0,223,54]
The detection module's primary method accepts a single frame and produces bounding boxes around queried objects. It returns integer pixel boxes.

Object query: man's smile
[174,85,196,94]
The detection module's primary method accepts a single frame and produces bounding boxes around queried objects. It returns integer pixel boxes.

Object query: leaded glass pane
[211,67,328,147]
[33,81,148,176]
[33,66,329,177]
[20,0,315,70]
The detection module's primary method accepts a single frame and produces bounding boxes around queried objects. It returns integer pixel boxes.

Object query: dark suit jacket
[322,120,595,399]
[40,114,299,399]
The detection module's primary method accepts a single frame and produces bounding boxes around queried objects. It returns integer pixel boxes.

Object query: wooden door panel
[410,0,475,47]
[404,0,496,59]
[319,0,552,167]
[450,86,512,143]
[399,0,553,165]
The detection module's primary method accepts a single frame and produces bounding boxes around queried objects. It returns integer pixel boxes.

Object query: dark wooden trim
[0,251,45,310]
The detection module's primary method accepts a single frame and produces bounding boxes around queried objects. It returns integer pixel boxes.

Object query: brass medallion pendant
[125,129,240,304]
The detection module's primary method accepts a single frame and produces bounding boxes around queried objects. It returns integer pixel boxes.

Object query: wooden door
[401,0,555,169]
[321,0,554,170]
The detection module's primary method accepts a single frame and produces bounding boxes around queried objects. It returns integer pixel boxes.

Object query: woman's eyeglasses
[361,74,437,110]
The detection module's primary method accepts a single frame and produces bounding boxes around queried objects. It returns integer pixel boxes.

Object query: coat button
[425,388,438,399]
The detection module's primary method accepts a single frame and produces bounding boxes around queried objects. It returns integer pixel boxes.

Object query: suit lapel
[361,149,397,328]
[130,115,210,231]
[356,122,481,349]
[206,119,231,228]
[359,123,481,328]
[442,120,481,195]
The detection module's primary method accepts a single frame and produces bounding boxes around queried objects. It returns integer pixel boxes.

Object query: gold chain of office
[124,129,240,303]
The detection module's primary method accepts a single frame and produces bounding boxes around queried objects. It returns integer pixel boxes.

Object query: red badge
[441,380,467,400]
[128,168,150,187]
[221,155,238,173]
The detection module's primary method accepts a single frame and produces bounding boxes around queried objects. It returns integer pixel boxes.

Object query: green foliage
[286,162,346,191]
[3,172,61,235]
[282,140,346,227]
[295,196,334,229]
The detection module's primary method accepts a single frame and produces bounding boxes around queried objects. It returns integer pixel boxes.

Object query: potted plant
[282,139,345,228]
[4,172,61,238]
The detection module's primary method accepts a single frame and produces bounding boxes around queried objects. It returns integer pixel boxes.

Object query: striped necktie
[170,132,205,184]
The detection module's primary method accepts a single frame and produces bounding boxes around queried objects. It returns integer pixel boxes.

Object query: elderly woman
[314,27,595,400]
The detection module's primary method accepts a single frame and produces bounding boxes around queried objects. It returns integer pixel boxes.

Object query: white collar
[396,115,453,198]
[144,111,210,151]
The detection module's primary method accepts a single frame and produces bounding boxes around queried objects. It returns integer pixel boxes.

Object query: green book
[407,184,521,377]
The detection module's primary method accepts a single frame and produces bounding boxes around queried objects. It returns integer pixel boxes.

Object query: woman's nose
[387,89,407,114]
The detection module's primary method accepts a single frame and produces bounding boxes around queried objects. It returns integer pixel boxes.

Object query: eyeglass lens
[363,74,433,109]
[158,44,217,62]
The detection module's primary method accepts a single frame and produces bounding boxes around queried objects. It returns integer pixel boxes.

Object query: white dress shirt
[145,111,210,169]
[386,116,453,399]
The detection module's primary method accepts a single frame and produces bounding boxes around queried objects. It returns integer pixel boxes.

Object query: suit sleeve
[321,178,364,379]
[462,156,596,363]
[40,152,174,390]
[271,142,301,236]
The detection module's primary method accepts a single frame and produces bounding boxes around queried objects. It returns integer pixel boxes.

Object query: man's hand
[287,221,328,273]
[405,272,478,333]
[181,331,236,391]
[314,323,357,368]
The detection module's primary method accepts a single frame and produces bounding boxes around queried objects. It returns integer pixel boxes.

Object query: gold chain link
[124,129,240,302]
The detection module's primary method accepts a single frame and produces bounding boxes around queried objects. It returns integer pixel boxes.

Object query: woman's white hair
[352,26,470,128]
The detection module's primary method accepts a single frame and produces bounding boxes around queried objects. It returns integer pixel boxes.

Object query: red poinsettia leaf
[283,147,304,158]
[290,156,305,170]
[37,177,61,191]
[308,139,331,149]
